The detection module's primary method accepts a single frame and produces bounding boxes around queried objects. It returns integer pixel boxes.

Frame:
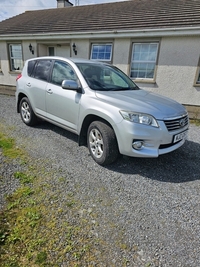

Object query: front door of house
[48,46,70,57]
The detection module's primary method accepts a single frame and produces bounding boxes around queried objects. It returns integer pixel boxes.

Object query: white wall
[139,36,200,106]
[22,40,37,60]
[0,41,10,85]
[71,39,89,58]
[0,36,200,106]
[112,38,130,74]
[0,41,20,86]
[0,40,37,86]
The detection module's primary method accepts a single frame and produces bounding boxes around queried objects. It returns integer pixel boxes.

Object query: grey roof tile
[0,0,200,35]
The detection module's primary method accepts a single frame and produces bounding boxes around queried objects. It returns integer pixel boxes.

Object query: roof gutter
[0,26,200,40]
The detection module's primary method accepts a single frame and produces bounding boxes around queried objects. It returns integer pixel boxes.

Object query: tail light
[16,74,22,81]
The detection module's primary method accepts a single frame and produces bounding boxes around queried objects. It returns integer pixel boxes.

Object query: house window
[197,72,200,84]
[90,44,112,61]
[130,42,158,80]
[194,57,200,85]
[8,44,23,71]
[195,62,200,84]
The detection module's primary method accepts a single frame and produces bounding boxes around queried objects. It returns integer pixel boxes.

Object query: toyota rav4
[16,57,189,165]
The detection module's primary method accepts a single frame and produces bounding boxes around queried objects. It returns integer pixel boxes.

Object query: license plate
[173,130,188,143]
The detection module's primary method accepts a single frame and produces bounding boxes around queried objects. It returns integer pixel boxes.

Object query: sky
[0,0,128,22]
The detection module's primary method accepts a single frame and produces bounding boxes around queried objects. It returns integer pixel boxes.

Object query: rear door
[27,59,52,116]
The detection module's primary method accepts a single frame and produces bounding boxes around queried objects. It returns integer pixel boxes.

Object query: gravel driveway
[0,95,200,267]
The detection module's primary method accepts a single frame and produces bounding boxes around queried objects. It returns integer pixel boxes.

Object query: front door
[45,60,81,131]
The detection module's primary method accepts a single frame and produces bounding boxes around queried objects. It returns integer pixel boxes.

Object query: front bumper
[113,119,188,158]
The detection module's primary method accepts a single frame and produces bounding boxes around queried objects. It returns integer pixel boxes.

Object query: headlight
[119,110,158,127]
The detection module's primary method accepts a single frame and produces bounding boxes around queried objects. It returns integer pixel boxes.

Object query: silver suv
[16,57,189,165]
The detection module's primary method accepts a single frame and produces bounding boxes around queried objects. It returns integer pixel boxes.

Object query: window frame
[194,56,200,86]
[90,43,113,62]
[8,43,23,72]
[130,41,159,83]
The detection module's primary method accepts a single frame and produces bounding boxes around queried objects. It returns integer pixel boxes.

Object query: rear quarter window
[27,60,36,76]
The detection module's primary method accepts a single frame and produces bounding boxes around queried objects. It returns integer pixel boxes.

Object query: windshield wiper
[110,87,133,91]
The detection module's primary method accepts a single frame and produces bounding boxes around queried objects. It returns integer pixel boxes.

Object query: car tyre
[87,121,119,165]
[19,97,37,126]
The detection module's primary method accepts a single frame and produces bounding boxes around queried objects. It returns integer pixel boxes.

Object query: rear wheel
[87,121,119,165]
[19,97,37,126]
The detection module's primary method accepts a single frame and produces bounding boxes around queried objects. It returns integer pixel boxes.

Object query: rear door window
[33,60,52,82]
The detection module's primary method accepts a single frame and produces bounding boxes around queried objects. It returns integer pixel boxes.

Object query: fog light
[132,140,144,150]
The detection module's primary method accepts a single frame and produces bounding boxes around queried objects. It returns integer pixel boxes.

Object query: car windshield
[76,62,139,91]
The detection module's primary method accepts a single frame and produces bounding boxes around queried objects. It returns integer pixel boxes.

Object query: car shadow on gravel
[34,122,199,183]
[34,121,79,143]
[107,140,200,183]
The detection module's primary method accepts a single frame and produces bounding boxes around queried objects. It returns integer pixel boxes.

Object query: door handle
[47,89,53,94]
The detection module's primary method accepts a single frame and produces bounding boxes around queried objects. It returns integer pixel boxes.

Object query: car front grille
[164,114,189,132]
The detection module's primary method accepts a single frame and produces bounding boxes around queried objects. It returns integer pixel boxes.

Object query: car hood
[95,89,187,120]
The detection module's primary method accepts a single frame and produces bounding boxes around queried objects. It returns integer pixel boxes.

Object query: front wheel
[19,97,37,126]
[87,121,119,165]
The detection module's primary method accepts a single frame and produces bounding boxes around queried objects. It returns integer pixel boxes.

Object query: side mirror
[62,80,82,93]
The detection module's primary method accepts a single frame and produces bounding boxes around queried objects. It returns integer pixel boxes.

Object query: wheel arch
[78,114,116,147]
[17,93,28,113]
